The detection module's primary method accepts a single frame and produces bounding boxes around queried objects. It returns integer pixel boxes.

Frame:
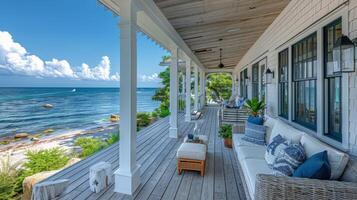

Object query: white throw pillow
[264,116,276,143]
[269,120,304,144]
[265,134,289,168]
[300,134,349,180]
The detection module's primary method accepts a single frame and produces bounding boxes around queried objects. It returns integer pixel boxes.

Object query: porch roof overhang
[100,0,289,72]
[99,0,205,71]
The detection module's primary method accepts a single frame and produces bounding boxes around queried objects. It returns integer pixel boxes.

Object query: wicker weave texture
[255,174,357,200]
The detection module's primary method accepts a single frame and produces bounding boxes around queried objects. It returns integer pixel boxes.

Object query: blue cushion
[265,134,289,168]
[293,151,331,180]
[273,143,306,176]
[242,122,266,145]
[235,98,245,109]
[247,116,264,125]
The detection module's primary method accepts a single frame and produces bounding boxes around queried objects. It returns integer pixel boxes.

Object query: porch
[44,107,246,200]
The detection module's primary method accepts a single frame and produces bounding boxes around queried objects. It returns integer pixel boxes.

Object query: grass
[0,148,70,200]
[106,133,119,145]
[0,155,21,200]
[20,148,70,179]
[74,137,108,158]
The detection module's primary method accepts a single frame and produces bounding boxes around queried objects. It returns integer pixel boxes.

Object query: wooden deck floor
[45,107,246,200]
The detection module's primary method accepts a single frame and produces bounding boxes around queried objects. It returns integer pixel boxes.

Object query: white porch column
[200,70,205,109]
[185,58,191,122]
[169,47,178,138]
[232,73,237,96]
[194,65,199,111]
[115,0,140,195]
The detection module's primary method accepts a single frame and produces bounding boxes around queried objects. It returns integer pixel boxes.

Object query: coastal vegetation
[206,73,232,102]
[0,148,70,200]
[152,56,171,118]
[75,137,108,158]
[0,155,21,200]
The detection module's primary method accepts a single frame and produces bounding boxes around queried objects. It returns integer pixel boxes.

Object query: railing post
[194,65,199,111]
[200,70,205,109]
[185,57,191,122]
[169,46,178,138]
[115,0,140,195]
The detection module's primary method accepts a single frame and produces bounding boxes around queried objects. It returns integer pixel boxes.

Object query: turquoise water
[0,88,160,138]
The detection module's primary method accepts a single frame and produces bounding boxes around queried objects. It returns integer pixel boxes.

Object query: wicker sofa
[233,117,357,200]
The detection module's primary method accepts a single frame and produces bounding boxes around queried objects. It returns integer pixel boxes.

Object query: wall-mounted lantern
[333,35,355,73]
[265,68,274,84]
[244,76,250,85]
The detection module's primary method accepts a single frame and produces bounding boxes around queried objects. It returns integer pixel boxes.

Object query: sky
[0,0,169,88]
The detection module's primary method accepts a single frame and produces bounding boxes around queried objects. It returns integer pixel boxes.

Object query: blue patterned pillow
[265,134,289,168]
[242,122,266,145]
[273,143,306,176]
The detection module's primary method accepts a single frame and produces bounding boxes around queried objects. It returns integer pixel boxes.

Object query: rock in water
[30,137,40,142]
[43,128,54,134]
[89,162,112,193]
[110,114,120,122]
[23,170,59,200]
[14,133,29,139]
[43,104,54,109]
[31,179,69,200]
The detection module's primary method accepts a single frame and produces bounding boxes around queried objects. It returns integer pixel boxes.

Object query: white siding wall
[236,0,357,155]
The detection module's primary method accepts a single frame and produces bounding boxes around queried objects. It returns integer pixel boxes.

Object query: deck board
[46,107,246,200]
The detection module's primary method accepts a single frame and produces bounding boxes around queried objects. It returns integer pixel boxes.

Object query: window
[252,63,259,99]
[278,49,289,119]
[324,18,342,142]
[292,33,317,130]
[240,69,248,99]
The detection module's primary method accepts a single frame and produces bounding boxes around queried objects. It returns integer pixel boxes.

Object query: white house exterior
[235,0,357,155]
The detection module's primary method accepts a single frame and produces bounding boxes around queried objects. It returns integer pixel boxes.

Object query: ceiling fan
[218,48,224,68]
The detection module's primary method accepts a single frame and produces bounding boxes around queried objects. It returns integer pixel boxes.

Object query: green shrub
[106,133,119,145]
[151,111,158,119]
[0,155,21,200]
[218,124,232,139]
[137,112,151,128]
[22,148,70,177]
[158,107,170,118]
[0,173,18,200]
[75,137,107,158]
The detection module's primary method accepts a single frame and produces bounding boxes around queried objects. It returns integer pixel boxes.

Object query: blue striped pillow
[273,143,306,176]
[242,122,266,145]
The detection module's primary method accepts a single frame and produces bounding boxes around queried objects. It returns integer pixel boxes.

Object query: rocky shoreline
[0,123,119,167]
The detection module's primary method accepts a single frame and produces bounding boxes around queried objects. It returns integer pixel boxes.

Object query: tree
[206,73,232,102]
[152,56,170,117]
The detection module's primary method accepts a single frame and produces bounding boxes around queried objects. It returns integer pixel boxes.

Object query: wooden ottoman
[177,143,207,176]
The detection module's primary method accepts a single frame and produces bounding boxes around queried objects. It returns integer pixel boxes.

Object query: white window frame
[275,6,349,151]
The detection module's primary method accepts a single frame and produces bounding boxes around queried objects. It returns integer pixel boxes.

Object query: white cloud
[140,73,159,82]
[0,31,119,81]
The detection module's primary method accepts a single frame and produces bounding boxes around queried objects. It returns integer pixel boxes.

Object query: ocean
[0,87,160,138]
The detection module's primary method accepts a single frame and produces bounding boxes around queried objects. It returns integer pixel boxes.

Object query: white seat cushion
[177,143,207,160]
[269,119,304,144]
[240,158,274,199]
[264,116,276,143]
[300,134,349,180]
[233,134,263,147]
[236,146,266,161]
[183,135,208,145]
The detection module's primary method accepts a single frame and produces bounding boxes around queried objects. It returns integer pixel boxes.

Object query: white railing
[178,93,186,112]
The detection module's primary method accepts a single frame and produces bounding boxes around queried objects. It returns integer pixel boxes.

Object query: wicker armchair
[255,174,357,200]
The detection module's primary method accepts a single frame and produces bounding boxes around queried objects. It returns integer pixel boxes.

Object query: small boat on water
[71,89,76,92]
